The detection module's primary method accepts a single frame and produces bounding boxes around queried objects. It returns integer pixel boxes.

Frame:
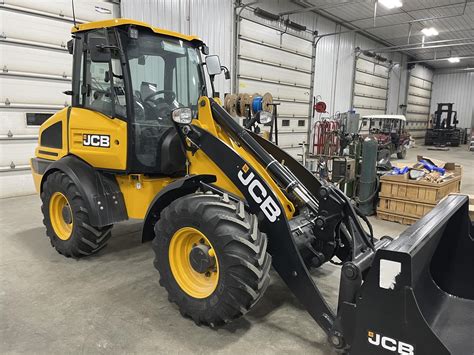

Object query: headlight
[257,111,272,125]
[171,108,193,124]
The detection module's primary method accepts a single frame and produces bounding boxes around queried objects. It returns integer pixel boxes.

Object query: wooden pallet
[377,193,471,225]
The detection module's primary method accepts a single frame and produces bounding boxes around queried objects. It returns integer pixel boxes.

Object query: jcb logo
[237,164,281,223]
[83,134,110,148]
[368,331,414,355]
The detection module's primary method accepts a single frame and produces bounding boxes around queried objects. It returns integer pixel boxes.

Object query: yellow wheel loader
[31,19,474,354]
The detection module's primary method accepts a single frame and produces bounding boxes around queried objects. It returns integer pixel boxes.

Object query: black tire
[397,145,407,159]
[41,171,113,258]
[153,191,271,327]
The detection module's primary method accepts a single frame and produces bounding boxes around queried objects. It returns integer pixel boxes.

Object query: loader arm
[177,97,378,342]
[179,98,474,354]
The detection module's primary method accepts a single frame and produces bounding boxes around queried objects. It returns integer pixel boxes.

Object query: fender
[42,155,128,227]
[141,174,217,242]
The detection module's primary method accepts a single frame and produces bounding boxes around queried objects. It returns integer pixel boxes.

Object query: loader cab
[70,21,209,175]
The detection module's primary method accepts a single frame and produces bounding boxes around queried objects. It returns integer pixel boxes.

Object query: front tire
[153,191,271,327]
[41,171,113,258]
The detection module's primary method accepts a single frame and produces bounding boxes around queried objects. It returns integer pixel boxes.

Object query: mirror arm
[209,74,216,99]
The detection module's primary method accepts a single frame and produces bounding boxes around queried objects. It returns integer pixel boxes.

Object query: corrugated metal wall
[120,0,233,96]
[431,72,474,129]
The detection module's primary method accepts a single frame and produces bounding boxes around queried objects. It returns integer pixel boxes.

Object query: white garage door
[352,55,390,117]
[0,1,119,198]
[406,74,432,139]
[236,15,314,159]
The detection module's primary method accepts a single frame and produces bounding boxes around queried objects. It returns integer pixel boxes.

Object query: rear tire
[153,191,271,327]
[41,171,113,258]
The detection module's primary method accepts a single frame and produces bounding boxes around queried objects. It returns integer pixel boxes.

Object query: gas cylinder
[358,135,378,215]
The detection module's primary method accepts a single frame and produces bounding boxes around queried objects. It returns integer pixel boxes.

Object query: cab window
[121,28,204,173]
[81,29,127,119]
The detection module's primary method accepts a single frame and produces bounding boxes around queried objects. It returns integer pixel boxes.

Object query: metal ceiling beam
[347,1,472,24]
[316,12,471,39]
[377,28,474,44]
[278,0,368,16]
[434,67,474,73]
[374,41,474,53]
[408,55,474,63]
[364,37,474,52]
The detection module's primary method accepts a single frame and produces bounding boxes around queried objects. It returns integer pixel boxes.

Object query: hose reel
[224,92,274,117]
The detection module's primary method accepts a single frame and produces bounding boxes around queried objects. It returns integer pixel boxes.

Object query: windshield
[121,28,205,122]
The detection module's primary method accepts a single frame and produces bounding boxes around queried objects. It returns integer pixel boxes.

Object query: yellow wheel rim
[49,192,73,241]
[169,227,219,299]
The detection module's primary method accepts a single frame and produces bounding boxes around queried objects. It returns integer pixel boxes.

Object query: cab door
[69,28,128,171]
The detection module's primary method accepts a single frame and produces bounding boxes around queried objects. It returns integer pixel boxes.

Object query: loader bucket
[349,195,474,355]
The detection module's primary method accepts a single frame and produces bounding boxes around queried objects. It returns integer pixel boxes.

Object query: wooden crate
[376,211,418,225]
[379,171,461,204]
[377,168,462,225]
[377,197,435,219]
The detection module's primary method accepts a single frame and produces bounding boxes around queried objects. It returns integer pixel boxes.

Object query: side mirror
[205,55,222,76]
[89,37,111,63]
[201,45,209,55]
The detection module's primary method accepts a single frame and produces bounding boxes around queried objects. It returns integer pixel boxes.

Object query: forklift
[425,103,462,146]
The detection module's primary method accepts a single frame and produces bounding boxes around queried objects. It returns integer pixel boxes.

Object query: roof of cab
[362,114,406,121]
[71,18,202,43]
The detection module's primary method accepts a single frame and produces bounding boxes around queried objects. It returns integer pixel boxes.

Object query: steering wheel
[144,89,176,103]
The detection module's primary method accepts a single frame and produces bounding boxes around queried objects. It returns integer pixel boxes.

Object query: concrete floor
[0,145,472,354]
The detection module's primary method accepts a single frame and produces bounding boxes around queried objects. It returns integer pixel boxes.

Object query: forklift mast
[433,103,458,129]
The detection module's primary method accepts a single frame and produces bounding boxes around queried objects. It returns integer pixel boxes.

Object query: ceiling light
[421,27,439,37]
[448,57,460,63]
[379,0,403,9]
